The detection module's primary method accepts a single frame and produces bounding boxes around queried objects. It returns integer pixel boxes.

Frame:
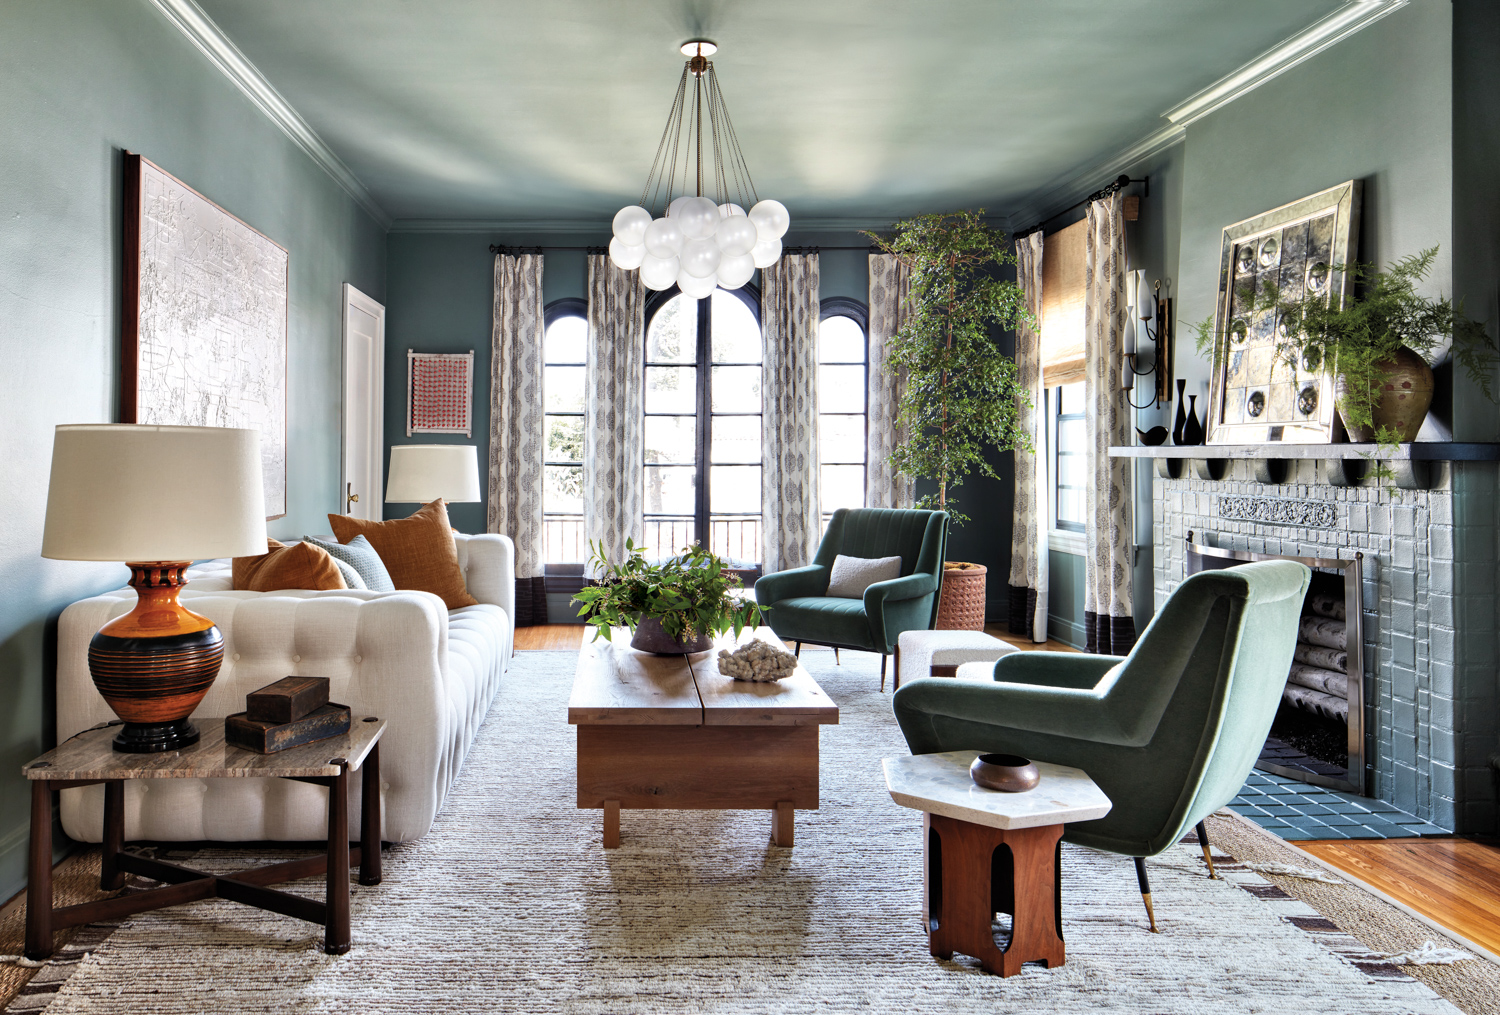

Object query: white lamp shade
[42,424,268,562]
[385,444,481,503]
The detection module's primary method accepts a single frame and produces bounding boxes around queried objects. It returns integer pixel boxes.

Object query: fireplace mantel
[1109,442,1500,489]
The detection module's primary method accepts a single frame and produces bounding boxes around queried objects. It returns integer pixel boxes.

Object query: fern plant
[864,210,1036,525]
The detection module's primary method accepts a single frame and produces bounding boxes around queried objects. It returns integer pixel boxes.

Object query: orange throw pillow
[233,539,347,592]
[327,499,478,609]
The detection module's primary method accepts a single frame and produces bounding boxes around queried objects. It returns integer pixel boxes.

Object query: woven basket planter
[935,562,987,631]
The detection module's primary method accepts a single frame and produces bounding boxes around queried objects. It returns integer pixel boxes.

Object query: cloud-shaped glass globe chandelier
[609,40,790,294]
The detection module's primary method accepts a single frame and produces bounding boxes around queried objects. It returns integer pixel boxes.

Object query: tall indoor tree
[866,210,1035,526]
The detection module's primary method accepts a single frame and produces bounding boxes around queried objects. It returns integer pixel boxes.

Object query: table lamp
[384,444,481,505]
[42,424,268,753]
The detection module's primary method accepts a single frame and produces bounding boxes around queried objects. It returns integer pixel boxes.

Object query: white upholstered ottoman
[895,630,1019,690]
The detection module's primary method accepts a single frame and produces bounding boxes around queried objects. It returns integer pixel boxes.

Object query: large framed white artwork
[121,153,289,519]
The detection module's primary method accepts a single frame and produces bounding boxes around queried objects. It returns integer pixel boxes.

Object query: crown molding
[1164,0,1409,127]
[1008,0,1406,234]
[147,0,392,229]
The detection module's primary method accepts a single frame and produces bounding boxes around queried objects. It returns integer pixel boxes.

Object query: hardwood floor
[516,622,1080,654]
[1299,837,1500,955]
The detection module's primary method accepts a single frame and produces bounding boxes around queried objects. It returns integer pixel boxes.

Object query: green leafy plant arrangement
[1194,247,1496,463]
[571,539,761,643]
[865,210,1036,526]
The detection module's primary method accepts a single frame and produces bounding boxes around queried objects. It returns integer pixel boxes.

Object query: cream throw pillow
[826,554,902,599]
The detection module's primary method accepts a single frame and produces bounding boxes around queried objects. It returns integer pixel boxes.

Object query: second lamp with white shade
[385,444,481,506]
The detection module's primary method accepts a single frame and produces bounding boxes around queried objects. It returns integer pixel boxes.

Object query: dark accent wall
[0,0,387,901]
[386,228,1018,619]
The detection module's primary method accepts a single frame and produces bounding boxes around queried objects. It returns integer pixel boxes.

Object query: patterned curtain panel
[486,253,547,626]
[866,254,914,509]
[761,254,821,573]
[1083,193,1136,655]
[1007,232,1049,643]
[583,254,645,575]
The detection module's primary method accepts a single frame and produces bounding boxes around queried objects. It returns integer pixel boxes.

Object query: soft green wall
[0,0,386,902]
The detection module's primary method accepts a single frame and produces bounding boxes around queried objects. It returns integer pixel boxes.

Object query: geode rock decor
[717,639,798,682]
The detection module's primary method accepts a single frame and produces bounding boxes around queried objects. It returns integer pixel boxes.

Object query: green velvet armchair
[755,508,949,690]
[893,559,1311,930]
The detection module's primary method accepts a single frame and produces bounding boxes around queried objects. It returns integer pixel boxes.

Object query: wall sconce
[1122,271,1173,408]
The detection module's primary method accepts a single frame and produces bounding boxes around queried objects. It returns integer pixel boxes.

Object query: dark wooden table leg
[325,762,351,955]
[603,800,620,849]
[25,780,53,960]
[359,743,382,886]
[101,780,126,891]
[924,813,1066,977]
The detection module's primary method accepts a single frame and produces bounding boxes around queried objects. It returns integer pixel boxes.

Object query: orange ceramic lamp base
[87,562,224,753]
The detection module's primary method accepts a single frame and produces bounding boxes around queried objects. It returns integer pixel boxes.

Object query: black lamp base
[112,718,201,754]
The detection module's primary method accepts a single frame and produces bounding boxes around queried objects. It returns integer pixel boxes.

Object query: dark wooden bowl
[969,753,1040,793]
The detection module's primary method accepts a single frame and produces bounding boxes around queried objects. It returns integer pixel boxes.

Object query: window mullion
[696,296,712,548]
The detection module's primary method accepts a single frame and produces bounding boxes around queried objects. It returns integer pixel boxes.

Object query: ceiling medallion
[608,40,790,295]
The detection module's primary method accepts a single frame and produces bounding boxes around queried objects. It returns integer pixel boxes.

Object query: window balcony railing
[546,515,762,568]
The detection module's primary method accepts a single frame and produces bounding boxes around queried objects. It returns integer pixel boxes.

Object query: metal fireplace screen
[1185,538,1365,795]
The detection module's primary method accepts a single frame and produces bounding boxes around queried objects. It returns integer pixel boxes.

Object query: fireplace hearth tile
[1230,771,1449,840]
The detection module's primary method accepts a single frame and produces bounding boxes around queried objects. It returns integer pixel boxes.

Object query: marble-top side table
[883,750,1112,976]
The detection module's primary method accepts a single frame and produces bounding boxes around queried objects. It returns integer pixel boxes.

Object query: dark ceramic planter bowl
[969,753,1040,793]
[630,616,712,655]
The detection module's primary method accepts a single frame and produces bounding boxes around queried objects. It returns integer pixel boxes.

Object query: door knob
[346,482,360,512]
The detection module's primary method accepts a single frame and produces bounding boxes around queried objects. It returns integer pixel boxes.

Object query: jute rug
[5,649,1477,1013]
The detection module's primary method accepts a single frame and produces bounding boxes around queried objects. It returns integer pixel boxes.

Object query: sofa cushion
[329,500,478,609]
[305,534,392,592]
[827,554,902,598]
[232,539,346,592]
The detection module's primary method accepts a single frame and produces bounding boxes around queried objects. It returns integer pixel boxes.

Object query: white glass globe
[716,252,755,289]
[680,236,722,278]
[639,253,681,291]
[751,236,783,269]
[715,215,758,256]
[611,205,651,246]
[676,197,720,240]
[608,236,646,270]
[749,199,791,241]
[643,217,684,258]
[718,202,747,218]
[678,268,717,299]
[666,195,694,219]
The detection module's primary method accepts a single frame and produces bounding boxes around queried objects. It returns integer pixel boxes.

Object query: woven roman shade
[1040,218,1086,387]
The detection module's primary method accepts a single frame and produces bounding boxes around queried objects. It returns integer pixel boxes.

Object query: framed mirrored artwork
[1206,180,1361,445]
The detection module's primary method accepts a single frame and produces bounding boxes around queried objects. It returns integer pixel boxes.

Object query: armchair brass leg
[1134,856,1159,933]
[1196,821,1218,879]
[794,642,801,658]
[833,647,840,665]
[880,654,888,692]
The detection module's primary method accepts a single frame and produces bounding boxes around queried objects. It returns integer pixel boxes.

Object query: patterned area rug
[8,649,1464,1014]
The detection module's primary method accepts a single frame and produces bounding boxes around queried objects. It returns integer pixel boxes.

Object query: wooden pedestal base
[923,812,1066,976]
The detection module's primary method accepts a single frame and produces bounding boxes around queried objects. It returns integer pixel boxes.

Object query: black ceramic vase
[1172,378,1189,444]
[1182,395,1204,445]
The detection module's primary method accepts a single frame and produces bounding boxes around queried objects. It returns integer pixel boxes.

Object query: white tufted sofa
[54,533,515,845]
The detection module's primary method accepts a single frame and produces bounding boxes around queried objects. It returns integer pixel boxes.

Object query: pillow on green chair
[827,554,902,598]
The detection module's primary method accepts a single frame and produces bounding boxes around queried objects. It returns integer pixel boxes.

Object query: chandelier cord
[638,65,689,213]
[635,54,761,216]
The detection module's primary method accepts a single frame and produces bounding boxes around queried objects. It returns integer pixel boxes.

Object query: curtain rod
[488,244,879,254]
[1012,174,1149,240]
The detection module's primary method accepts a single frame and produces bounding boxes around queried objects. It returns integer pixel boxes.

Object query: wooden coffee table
[22,716,385,958]
[568,627,838,848]
[882,750,1111,976]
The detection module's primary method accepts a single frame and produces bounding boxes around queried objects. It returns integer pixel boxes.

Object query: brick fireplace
[1136,452,1499,833]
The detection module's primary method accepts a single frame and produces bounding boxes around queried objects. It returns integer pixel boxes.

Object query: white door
[342,284,385,520]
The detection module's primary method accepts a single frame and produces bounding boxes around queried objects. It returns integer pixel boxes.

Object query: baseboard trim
[1047,615,1085,649]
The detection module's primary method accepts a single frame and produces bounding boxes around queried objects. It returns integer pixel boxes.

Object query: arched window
[643,287,763,564]
[542,298,587,563]
[818,298,869,527]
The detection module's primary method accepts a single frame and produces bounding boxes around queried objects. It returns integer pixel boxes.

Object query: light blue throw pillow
[329,556,367,590]
[304,534,395,592]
